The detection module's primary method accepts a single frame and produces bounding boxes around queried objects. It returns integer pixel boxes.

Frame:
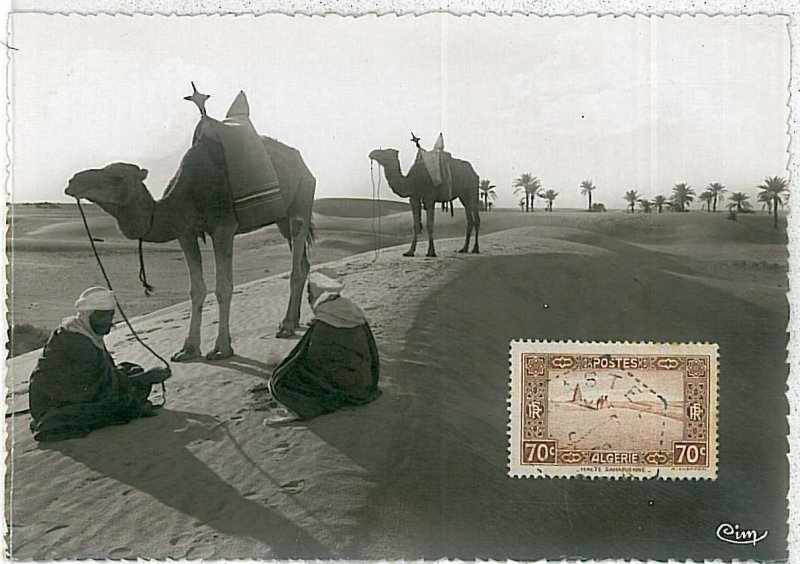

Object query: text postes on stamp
[508,341,718,480]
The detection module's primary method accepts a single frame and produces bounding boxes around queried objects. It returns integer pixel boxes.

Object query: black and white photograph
[3,6,793,561]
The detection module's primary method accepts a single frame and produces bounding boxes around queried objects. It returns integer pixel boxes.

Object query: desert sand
[5,205,790,560]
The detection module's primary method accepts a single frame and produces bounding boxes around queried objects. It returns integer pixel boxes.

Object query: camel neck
[382,158,412,198]
[139,190,186,243]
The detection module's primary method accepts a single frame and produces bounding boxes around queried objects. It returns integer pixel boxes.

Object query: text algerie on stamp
[508,341,718,480]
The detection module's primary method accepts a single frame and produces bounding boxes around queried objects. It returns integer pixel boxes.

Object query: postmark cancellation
[508,341,718,480]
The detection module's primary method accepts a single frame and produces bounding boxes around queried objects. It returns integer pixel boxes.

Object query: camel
[368,148,480,256]
[65,134,316,362]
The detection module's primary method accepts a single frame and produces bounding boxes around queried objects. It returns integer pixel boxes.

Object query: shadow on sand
[307,236,788,561]
[197,354,278,379]
[44,408,326,558]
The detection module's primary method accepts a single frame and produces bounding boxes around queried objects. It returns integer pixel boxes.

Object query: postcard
[4,9,791,561]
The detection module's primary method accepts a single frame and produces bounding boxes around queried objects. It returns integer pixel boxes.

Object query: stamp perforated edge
[507,340,719,480]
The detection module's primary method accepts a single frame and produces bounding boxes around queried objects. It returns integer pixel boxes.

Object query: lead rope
[138,239,155,296]
[370,160,383,263]
[75,199,169,406]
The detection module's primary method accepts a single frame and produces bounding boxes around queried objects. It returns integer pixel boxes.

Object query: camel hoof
[471,248,480,254]
[426,252,437,258]
[171,348,200,362]
[276,326,296,339]
[458,248,468,254]
[402,251,415,257]
[205,348,234,361]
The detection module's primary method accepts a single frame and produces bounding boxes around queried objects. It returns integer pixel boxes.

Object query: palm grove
[470,172,789,229]
[618,176,788,229]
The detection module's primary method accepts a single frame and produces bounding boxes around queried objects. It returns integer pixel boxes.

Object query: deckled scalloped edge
[1,6,792,561]
[507,339,720,481]
[2,1,795,17]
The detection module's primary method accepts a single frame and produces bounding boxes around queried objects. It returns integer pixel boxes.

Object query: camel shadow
[198,354,277,379]
[43,408,326,558]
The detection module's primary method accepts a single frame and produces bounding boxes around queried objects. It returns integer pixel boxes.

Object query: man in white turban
[267,268,381,421]
[28,287,170,442]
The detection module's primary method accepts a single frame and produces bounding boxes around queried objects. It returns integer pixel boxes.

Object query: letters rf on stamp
[509,341,718,479]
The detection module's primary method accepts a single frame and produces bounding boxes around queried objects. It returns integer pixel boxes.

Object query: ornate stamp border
[508,341,719,479]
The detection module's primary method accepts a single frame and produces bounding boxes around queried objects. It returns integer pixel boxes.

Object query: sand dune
[5,210,789,560]
[312,198,409,218]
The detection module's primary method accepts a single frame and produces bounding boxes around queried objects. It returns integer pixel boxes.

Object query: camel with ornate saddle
[369,132,481,257]
[65,85,317,362]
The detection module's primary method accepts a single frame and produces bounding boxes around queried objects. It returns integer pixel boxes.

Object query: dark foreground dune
[5,210,788,560]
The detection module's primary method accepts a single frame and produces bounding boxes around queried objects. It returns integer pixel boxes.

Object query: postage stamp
[509,341,719,479]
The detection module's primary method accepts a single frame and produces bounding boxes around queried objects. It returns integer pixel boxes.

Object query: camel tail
[278,216,314,253]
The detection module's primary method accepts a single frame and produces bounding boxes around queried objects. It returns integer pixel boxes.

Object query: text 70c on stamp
[508,341,718,480]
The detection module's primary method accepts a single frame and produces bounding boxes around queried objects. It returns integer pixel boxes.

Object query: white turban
[307,268,344,310]
[74,287,116,312]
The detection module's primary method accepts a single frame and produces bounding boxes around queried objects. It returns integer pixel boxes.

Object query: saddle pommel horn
[184,81,210,117]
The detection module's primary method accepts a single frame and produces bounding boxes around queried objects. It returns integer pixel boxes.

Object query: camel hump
[261,136,301,158]
[259,136,312,180]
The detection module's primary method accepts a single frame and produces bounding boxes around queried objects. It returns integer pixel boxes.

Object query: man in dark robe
[28,287,171,442]
[267,269,381,422]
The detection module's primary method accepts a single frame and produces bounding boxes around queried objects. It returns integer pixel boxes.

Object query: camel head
[65,163,154,239]
[368,148,400,169]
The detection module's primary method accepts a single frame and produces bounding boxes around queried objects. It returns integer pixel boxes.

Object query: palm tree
[727,191,752,213]
[638,198,653,213]
[623,190,640,213]
[757,190,773,214]
[479,179,497,212]
[580,180,596,211]
[671,183,696,212]
[758,176,789,229]
[698,190,714,212]
[539,188,559,212]
[652,195,667,213]
[707,182,726,212]
[513,173,541,212]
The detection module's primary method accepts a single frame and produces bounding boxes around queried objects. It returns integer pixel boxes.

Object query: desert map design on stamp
[509,341,718,479]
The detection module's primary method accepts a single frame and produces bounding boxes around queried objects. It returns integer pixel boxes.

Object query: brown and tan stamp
[508,341,718,480]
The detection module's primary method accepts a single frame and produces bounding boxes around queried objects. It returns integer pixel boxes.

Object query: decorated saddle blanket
[416,148,454,201]
[194,91,286,233]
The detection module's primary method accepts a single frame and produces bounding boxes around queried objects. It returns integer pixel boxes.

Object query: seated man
[29,287,171,442]
[268,269,381,421]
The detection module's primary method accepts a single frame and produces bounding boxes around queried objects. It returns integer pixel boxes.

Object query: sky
[10,13,790,209]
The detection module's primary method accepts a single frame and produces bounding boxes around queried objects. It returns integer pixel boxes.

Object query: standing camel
[65,134,316,361]
[368,148,480,256]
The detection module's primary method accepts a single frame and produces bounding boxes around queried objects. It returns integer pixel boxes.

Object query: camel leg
[172,235,205,362]
[459,199,473,253]
[425,199,436,257]
[471,204,481,254]
[404,196,422,257]
[206,224,236,361]
[277,216,311,338]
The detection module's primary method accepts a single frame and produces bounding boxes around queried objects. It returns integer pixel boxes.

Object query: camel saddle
[194,91,286,233]
[415,133,453,202]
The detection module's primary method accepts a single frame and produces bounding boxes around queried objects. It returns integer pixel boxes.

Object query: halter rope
[75,198,170,405]
[370,159,383,263]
